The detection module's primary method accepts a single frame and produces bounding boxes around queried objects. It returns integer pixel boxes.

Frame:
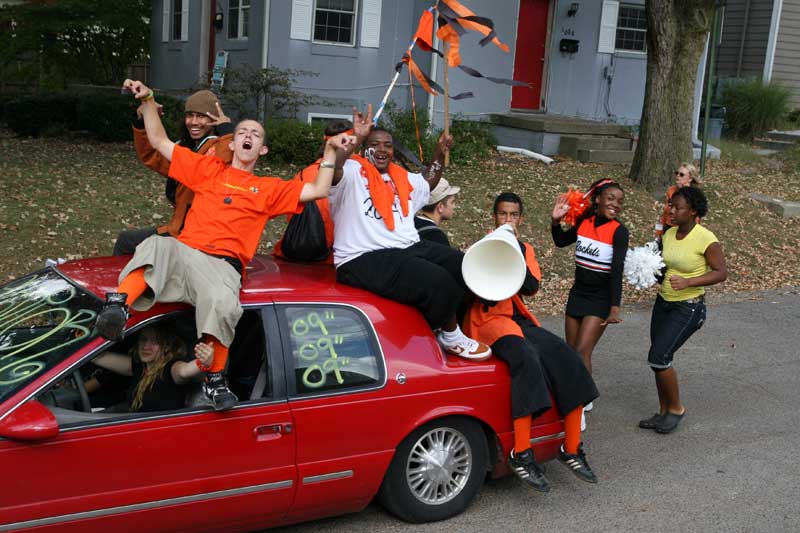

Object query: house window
[172,0,185,41]
[307,112,352,125]
[313,0,358,46]
[228,0,251,40]
[615,4,646,52]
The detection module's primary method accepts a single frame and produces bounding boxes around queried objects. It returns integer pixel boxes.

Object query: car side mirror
[0,400,59,442]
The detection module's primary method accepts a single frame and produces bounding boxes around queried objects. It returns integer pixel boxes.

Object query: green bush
[76,91,185,142]
[4,94,80,137]
[449,118,496,163]
[721,79,791,139]
[380,102,495,166]
[264,119,326,164]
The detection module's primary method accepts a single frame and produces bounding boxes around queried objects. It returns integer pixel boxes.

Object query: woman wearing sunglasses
[655,162,702,238]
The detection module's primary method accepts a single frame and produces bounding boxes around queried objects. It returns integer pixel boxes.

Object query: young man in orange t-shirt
[95,79,358,410]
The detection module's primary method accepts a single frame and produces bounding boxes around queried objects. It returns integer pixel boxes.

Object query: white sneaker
[584,401,593,412]
[437,330,492,361]
[581,410,587,432]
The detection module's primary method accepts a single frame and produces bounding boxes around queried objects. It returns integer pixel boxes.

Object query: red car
[0,256,565,532]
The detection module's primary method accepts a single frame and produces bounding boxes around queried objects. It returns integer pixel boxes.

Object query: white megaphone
[462,224,526,301]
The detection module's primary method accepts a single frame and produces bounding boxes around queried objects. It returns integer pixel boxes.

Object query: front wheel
[378,417,488,523]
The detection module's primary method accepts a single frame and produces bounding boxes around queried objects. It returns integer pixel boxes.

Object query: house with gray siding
[716,0,800,109]
[150,0,654,128]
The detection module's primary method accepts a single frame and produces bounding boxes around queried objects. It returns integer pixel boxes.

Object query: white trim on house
[360,0,382,48]
[763,0,784,83]
[307,112,352,124]
[162,0,170,42]
[199,0,210,78]
[180,0,189,41]
[598,0,619,54]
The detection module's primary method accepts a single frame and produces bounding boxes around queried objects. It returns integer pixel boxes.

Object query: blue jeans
[648,295,706,369]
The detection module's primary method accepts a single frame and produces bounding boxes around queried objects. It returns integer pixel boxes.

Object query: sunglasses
[675,171,686,177]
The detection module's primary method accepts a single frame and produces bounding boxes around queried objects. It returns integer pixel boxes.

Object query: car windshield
[0,269,101,403]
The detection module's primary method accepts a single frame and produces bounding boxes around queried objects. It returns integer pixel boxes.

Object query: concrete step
[577,148,634,164]
[766,130,800,143]
[559,135,631,159]
[754,138,797,151]
[489,113,632,137]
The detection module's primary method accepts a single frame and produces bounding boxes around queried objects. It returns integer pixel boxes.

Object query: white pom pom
[624,241,665,290]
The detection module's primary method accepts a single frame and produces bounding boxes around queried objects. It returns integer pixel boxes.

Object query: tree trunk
[629,0,715,190]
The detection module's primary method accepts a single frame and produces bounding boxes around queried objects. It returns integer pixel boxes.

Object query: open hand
[552,193,570,223]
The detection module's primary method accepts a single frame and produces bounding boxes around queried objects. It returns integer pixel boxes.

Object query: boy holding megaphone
[463,192,599,493]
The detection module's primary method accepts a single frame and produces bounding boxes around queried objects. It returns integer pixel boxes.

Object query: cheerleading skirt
[565,283,611,319]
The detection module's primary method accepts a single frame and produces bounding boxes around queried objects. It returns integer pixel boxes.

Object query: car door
[272,302,394,522]
[0,307,296,533]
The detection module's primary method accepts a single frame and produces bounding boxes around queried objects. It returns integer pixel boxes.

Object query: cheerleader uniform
[552,215,629,319]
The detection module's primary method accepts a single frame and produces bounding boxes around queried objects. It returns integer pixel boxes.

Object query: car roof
[56,255,369,304]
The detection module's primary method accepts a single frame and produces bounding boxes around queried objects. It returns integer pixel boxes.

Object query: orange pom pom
[563,188,591,226]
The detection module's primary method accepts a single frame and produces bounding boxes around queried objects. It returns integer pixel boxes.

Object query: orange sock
[117,267,148,306]
[203,335,229,373]
[564,407,582,455]
[513,416,532,453]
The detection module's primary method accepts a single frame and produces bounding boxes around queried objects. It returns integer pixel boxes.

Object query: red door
[511,0,550,110]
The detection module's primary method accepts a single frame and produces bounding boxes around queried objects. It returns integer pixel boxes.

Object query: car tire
[378,417,489,523]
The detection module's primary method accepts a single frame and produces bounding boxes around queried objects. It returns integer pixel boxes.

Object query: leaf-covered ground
[1,131,798,316]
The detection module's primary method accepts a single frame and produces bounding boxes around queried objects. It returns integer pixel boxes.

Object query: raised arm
[122,79,175,162]
[333,105,373,186]
[171,341,214,385]
[300,132,357,202]
[423,133,454,190]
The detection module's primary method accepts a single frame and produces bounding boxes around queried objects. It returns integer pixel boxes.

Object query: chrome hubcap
[405,427,472,505]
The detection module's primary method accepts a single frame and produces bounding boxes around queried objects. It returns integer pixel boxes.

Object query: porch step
[576,148,634,164]
[489,113,632,137]
[754,138,797,151]
[765,130,800,143]
[559,135,632,159]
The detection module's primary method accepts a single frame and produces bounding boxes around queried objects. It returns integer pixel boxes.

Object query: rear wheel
[378,417,488,523]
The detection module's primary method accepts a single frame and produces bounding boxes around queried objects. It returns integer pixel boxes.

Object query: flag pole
[443,41,450,167]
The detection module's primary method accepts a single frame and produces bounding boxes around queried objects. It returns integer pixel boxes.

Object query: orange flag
[413,9,436,52]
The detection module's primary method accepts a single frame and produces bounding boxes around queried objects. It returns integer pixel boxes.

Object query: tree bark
[629,0,715,190]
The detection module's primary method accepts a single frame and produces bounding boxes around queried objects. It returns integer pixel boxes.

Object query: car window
[0,269,101,403]
[35,309,271,427]
[279,304,383,395]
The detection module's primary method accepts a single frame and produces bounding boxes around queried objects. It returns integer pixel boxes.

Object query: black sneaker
[638,413,665,430]
[203,372,238,411]
[558,443,597,483]
[509,448,550,493]
[95,292,129,341]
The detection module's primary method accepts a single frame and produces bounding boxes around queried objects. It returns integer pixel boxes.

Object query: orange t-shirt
[169,145,304,265]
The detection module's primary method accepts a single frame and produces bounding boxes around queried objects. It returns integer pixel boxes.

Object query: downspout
[735,0,751,78]
[763,0,783,83]
[701,4,722,177]
[261,0,271,68]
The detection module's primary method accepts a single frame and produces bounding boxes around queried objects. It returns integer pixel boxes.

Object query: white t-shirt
[329,159,431,267]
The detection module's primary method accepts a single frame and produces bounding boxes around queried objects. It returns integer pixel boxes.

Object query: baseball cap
[427,177,461,206]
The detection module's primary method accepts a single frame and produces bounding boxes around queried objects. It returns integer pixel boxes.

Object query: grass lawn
[1,132,798,316]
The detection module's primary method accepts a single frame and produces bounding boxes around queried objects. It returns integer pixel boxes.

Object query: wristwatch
[320,160,336,169]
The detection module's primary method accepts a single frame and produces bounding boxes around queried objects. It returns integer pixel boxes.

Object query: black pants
[492,318,599,419]
[336,240,466,329]
[113,227,158,256]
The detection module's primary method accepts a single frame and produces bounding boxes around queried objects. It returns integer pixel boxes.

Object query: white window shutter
[598,0,619,54]
[360,0,382,48]
[162,0,170,42]
[290,0,313,41]
[180,0,189,41]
